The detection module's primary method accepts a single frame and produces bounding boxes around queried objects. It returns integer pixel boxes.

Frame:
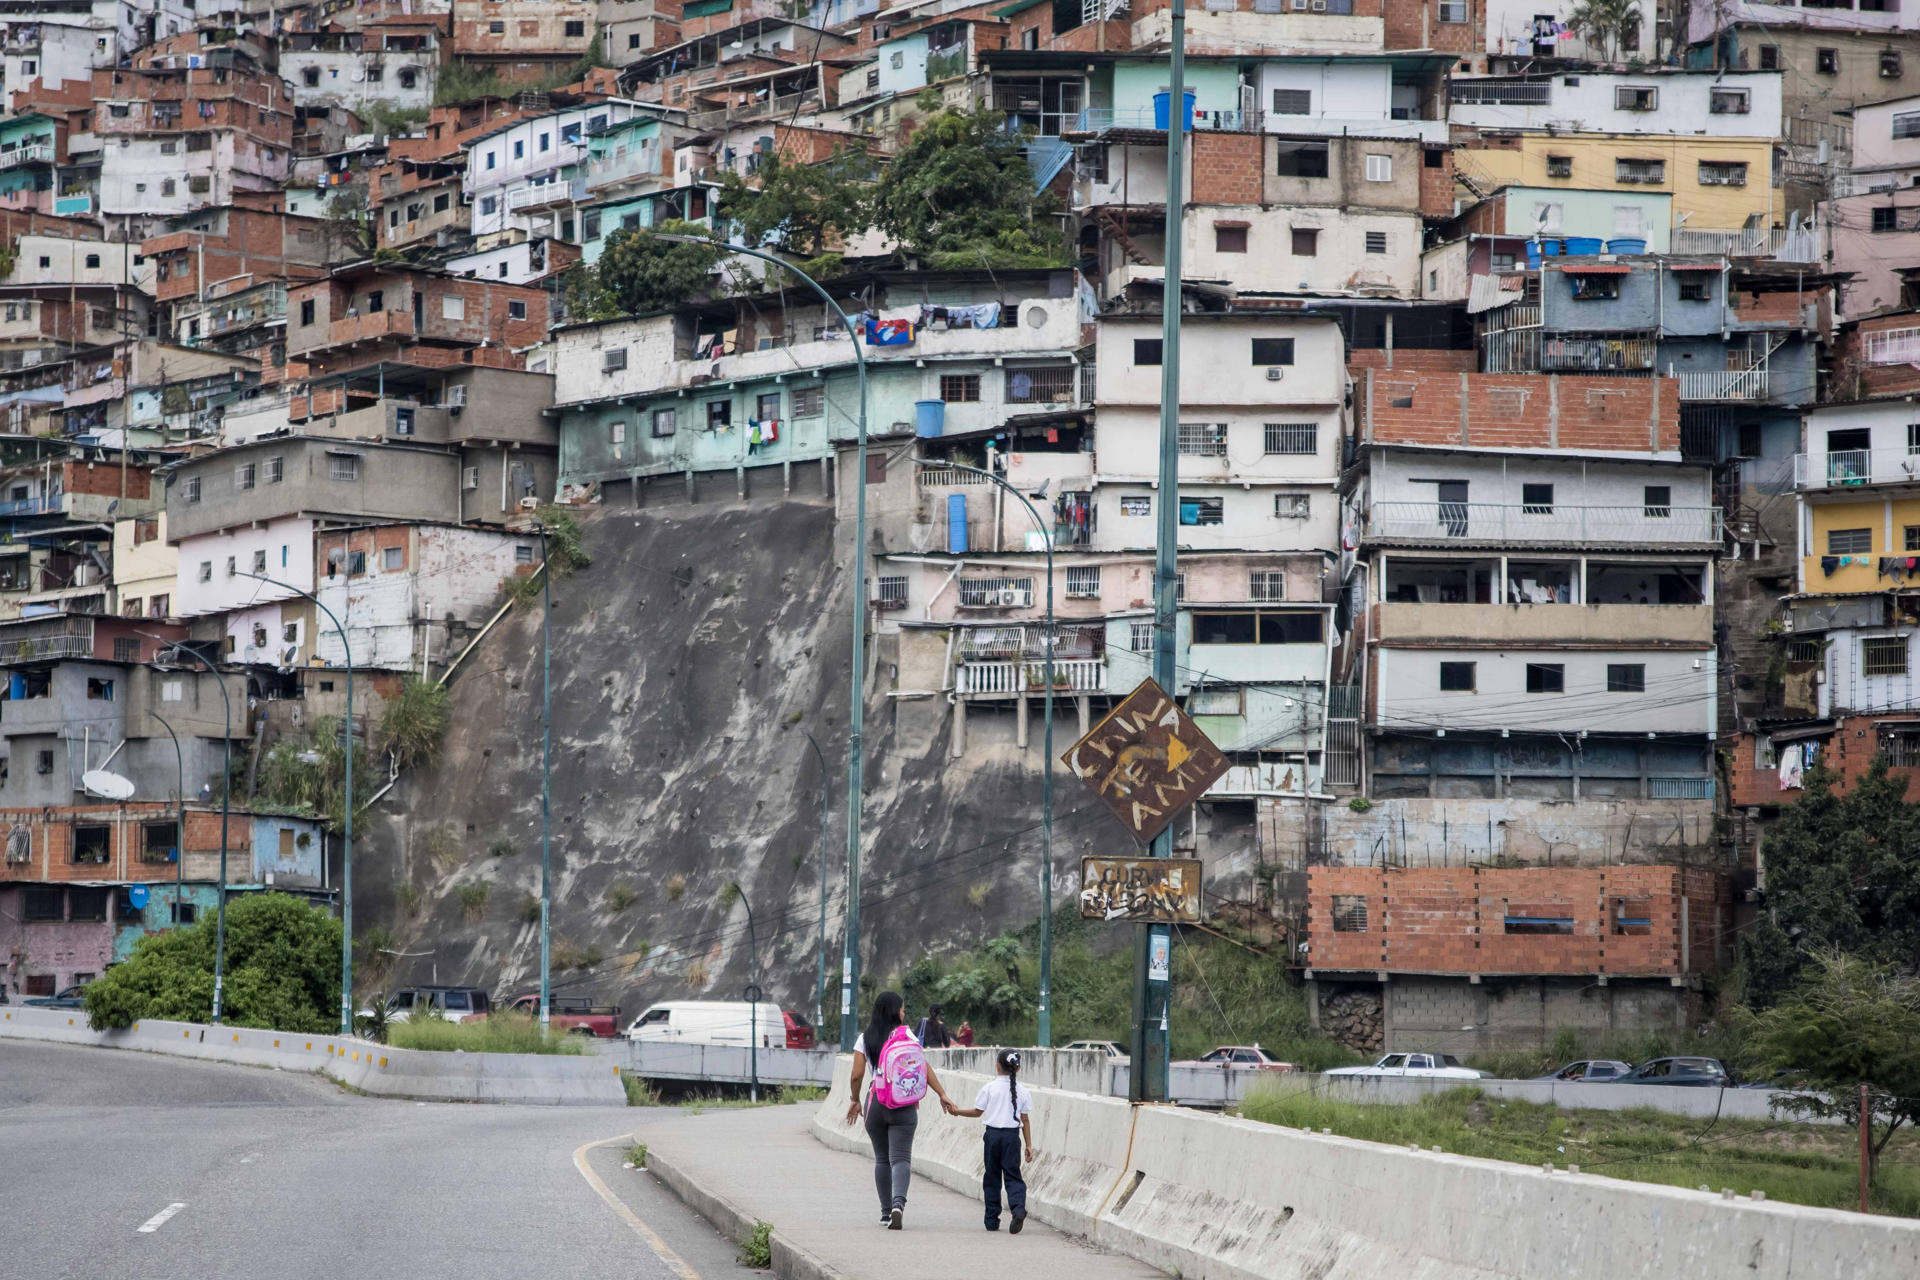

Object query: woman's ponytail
[999,1048,1022,1115]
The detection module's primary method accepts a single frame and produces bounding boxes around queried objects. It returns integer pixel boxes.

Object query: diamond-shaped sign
[1060,678,1230,845]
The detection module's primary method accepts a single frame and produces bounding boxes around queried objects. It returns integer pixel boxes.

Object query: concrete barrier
[623,1040,836,1087]
[0,1005,627,1105]
[926,1047,1116,1097]
[808,1052,1920,1280]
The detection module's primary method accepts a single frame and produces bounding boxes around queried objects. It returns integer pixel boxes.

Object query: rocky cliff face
[355,495,1146,1020]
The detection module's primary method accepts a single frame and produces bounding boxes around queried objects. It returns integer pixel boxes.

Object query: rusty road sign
[1060,677,1230,845]
[1080,856,1204,923]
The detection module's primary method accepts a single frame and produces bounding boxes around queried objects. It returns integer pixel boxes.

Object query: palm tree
[1566,0,1643,64]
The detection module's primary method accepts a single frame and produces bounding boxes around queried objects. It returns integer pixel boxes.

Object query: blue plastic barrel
[947,493,968,554]
[1563,235,1603,256]
[1152,91,1196,132]
[1539,239,1563,257]
[1606,237,1647,255]
[1525,241,1543,269]
[915,399,944,438]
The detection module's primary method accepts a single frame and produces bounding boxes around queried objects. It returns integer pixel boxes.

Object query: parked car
[1324,1052,1485,1080]
[1536,1059,1634,1082]
[21,985,88,1009]
[625,1000,815,1049]
[359,986,494,1025]
[502,993,621,1037]
[1063,1039,1130,1061]
[1176,1045,1296,1071]
[1617,1056,1734,1087]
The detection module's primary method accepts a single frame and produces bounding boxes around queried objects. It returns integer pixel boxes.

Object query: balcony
[1364,502,1722,548]
[1865,327,1920,367]
[1072,107,1266,134]
[506,176,585,211]
[1676,368,1769,402]
[0,143,55,171]
[0,493,56,517]
[0,617,94,664]
[955,658,1106,697]
[1792,448,1920,491]
[1374,602,1713,646]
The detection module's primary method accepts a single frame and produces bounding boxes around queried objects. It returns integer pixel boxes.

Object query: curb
[645,1146,845,1280]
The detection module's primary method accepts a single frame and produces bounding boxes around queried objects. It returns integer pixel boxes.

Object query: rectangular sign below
[1080,856,1204,924]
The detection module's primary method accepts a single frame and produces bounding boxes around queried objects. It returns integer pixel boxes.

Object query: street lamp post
[535,523,553,1034]
[728,880,759,1102]
[654,232,870,1051]
[801,732,831,1036]
[914,459,1057,1046]
[151,640,231,1024]
[234,570,354,1035]
[152,711,184,929]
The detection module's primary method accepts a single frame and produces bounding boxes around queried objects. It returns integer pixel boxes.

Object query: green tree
[84,893,343,1033]
[379,676,450,771]
[869,100,1066,270]
[715,148,871,260]
[1566,0,1643,62]
[1740,760,1920,1005]
[592,219,725,315]
[254,716,375,832]
[1738,951,1920,1186]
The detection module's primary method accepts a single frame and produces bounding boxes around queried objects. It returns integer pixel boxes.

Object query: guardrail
[955,658,1106,696]
[1792,447,1920,491]
[1365,501,1723,547]
[618,1039,837,1086]
[1676,367,1769,401]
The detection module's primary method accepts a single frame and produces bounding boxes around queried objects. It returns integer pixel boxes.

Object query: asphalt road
[0,1040,763,1280]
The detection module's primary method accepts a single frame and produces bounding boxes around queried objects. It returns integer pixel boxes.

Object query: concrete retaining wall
[621,1040,836,1086]
[0,1005,627,1105]
[810,1056,1920,1280]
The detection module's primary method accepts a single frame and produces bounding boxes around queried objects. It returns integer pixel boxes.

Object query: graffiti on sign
[1080,857,1204,923]
[1061,678,1230,844]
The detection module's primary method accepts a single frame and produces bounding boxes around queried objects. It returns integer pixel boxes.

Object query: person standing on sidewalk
[843,991,957,1230]
[945,1048,1034,1233]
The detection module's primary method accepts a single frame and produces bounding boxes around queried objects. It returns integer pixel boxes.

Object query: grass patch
[739,1221,773,1269]
[608,882,637,912]
[457,881,491,922]
[1238,1081,1920,1217]
[624,1141,649,1168]
[624,1075,662,1106]
[387,1011,585,1055]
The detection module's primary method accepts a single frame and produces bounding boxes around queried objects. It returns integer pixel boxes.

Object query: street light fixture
[913,459,1058,1046]
[142,633,231,1024]
[231,568,356,1036]
[653,232,870,1051]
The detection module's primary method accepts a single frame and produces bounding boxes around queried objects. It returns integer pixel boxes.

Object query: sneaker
[880,1215,892,1228]
[888,1208,904,1231]
[1010,1212,1026,1235]
[984,1224,1000,1232]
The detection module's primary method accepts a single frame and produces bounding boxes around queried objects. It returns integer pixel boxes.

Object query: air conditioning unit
[1310,0,1327,9]
[518,496,540,511]
[1266,367,1284,381]
[1290,0,1308,8]
[997,588,1033,607]
[445,384,468,408]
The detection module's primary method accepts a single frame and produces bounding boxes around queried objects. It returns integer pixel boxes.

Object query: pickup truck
[505,993,621,1037]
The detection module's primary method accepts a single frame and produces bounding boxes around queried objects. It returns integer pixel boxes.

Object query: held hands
[939,1096,956,1116]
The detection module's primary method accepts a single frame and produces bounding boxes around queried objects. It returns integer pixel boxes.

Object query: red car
[504,993,622,1037]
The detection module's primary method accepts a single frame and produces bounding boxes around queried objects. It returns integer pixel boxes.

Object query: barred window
[1264,423,1317,454]
[1274,493,1310,518]
[1065,566,1100,597]
[235,463,255,490]
[876,574,908,607]
[1250,571,1286,601]
[1863,636,1908,677]
[1331,895,1367,932]
[791,386,823,417]
[328,454,361,482]
[1178,422,1228,456]
[1130,621,1154,652]
[939,373,981,403]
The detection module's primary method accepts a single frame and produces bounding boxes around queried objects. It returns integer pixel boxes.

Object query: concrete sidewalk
[633,1104,1162,1280]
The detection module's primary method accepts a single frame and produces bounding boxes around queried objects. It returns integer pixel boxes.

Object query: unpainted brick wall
[1363,368,1679,452]
[1189,132,1264,205]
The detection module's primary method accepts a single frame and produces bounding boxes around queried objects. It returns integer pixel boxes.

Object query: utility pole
[1133,0,1187,1106]
[1860,1082,1872,1213]
[538,524,553,1034]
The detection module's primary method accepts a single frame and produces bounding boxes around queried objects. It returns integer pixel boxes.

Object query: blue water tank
[915,399,944,438]
[1606,237,1647,255]
[1152,91,1196,132]
[1563,235,1604,256]
[947,493,968,554]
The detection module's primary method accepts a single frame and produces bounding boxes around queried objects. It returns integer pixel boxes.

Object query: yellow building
[1455,133,1778,231]
[1801,495,1920,596]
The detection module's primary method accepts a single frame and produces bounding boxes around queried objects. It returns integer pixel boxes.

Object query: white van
[624,1000,813,1048]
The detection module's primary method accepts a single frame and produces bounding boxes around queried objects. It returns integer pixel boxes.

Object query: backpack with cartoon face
[872,1024,928,1109]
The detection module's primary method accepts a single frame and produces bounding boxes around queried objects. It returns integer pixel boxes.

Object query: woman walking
[842,991,958,1230]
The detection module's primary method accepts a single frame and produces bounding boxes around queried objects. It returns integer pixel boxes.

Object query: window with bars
[1006,366,1075,403]
[1698,161,1748,187]
[1130,621,1154,652]
[1264,423,1317,454]
[1179,497,1224,526]
[940,373,981,402]
[266,456,284,484]
[1331,895,1368,931]
[1274,493,1310,519]
[235,463,256,490]
[1863,636,1908,677]
[1065,566,1100,597]
[185,476,201,503]
[1615,158,1665,183]
[876,574,908,609]
[1884,734,1920,767]
[1178,422,1228,456]
[957,577,1036,606]
[1250,571,1286,601]
[791,386,823,417]
[328,454,361,482]
[1120,495,1151,516]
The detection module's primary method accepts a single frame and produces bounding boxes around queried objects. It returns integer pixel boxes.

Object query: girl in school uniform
[945,1048,1035,1233]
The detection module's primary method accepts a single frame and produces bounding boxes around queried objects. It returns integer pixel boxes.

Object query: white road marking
[137,1203,187,1234]
[573,1135,701,1280]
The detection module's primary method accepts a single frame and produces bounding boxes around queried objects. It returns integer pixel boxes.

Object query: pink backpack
[872,1025,928,1109]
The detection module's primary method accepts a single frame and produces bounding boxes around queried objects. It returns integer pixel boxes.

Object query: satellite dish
[82,769,136,801]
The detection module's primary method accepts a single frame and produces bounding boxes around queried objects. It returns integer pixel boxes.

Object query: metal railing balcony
[1364,501,1722,547]
[1448,79,1552,106]
[1676,367,1770,401]
[955,658,1106,696]
[1865,327,1920,366]
[1072,107,1265,133]
[1791,448,1920,491]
